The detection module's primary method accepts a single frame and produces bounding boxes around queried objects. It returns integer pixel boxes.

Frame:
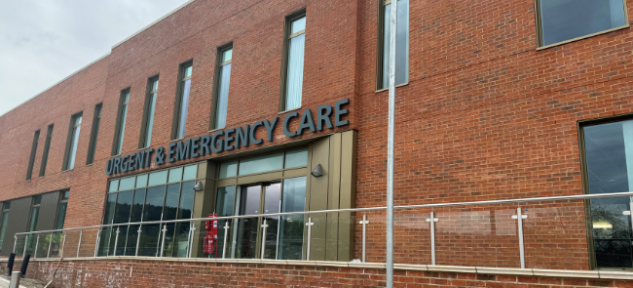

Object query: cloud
[0,0,190,116]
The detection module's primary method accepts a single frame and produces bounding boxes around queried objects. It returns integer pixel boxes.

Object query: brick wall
[3,259,631,288]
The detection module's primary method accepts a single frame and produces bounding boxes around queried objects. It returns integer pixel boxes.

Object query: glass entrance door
[233,185,261,259]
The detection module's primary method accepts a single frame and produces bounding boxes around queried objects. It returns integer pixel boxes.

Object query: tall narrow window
[140,78,159,148]
[86,104,102,165]
[212,46,232,129]
[64,113,82,171]
[26,130,40,180]
[282,14,306,111]
[113,90,130,155]
[56,191,69,230]
[378,0,409,89]
[174,64,192,139]
[39,124,53,177]
[0,202,10,251]
[537,0,628,47]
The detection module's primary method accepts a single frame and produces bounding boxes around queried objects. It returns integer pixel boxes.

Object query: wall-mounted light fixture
[194,181,204,191]
[311,164,323,178]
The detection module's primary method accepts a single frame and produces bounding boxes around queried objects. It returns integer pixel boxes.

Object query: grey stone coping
[0,257,629,280]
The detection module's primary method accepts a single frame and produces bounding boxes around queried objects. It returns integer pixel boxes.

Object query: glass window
[219,162,238,178]
[136,174,148,188]
[0,211,9,249]
[238,153,284,175]
[103,194,117,224]
[176,64,193,139]
[284,148,308,168]
[163,184,180,221]
[380,0,409,89]
[113,191,133,223]
[56,191,69,230]
[119,177,135,191]
[168,167,183,183]
[279,177,306,260]
[178,182,195,219]
[66,114,82,170]
[284,16,306,111]
[87,104,102,165]
[144,186,166,222]
[142,79,159,148]
[26,130,40,180]
[538,0,627,47]
[39,124,54,177]
[114,91,130,155]
[109,179,120,193]
[583,119,633,268]
[130,189,146,222]
[183,165,197,181]
[148,170,168,186]
[215,47,233,129]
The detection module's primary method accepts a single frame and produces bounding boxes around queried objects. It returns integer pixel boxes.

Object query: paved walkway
[0,275,47,288]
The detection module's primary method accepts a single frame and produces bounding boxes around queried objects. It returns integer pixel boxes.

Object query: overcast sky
[0,0,190,116]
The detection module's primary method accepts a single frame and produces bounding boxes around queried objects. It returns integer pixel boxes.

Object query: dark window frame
[112,88,131,156]
[86,103,102,165]
[210,42,233,130]
[577,113,633,270]
[279,9,307,112]
[535,0,630,49]
[139,76,159,149]
[39,124,54,177]
[26,130,40,180]
[171,61,193,140]
[62,112,83,171]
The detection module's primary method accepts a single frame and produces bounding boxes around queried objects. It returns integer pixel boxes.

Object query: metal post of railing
[22,235,28,257]
[13,236,17,254]
[222,222,229,259]
[135,227,142,257]
[113,228,120,257]
[386,0,398,286]
[187,223,195,259]
[359,214,370,262]
[513,207,528,269]
[47,233,53,258]
[77,230,82,257]
[426,212,438,265]
[305,216,314,261]
[61,233,66,258]
[160,225,167,258]
[94,229,101,257]
[260,219,268,259]
[34,235,40,259]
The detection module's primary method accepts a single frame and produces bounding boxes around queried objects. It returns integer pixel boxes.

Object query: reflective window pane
[148,170,168,186]
[163,184,181,221]
[381,0,409,88]
[168,167,183,183]
[136,174,148,188]
[285,33,305,110]
[291,16,306,34]
[539,0,627,46]
[144,186,165,222]
[238,153,283,175]
[222,48,233,63]
[109,180,119,192]
[219,161,238,178]
[130,189,146,222]
[285,149,308,168]
[113,191,133,224]
[103,194,117,224]
[279,177,306,260]
[583,120,633,268]
[119,177,135,191]
[183,165,197,181]
[178,182,195,220]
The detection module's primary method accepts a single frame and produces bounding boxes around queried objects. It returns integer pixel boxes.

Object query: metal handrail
[14,190,633,236]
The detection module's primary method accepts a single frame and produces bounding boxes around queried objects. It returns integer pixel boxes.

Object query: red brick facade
[2,0,633,286]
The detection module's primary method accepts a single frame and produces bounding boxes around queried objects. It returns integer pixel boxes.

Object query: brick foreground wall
[0,259,631,288]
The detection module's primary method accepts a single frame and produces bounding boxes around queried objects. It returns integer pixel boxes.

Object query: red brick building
[2,0,633,286]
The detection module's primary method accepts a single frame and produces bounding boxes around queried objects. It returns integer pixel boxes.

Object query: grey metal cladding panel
[36,191,61,231]
[0,197,33,256]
